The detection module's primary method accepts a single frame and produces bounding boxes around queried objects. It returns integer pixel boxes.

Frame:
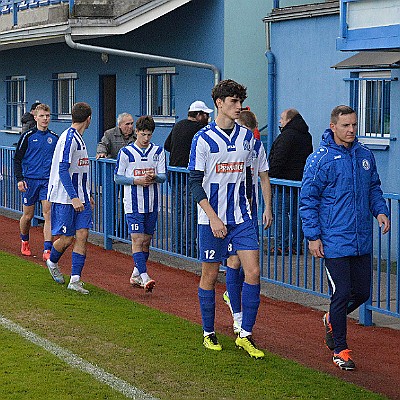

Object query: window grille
[346,71,392,138]
[142,67,176,123]
[5,75,26,130]
[52,72,77,120]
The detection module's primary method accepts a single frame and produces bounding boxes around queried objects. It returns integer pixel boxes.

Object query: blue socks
[226,267,244,314]
[49,247,63,263]
[198,287,215,333]
[20,233,29,242]
[241,282,261,333]
[71,252,86,277]
[133,252,147,274]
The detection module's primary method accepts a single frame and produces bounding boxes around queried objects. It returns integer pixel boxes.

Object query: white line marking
[0,313,158,400]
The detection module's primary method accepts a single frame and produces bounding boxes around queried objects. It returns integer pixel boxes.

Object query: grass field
[0,251,388,400]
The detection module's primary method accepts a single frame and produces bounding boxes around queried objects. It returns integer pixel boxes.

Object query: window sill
[0,129,20,135]
[152,116,176,124]
[358,137,390,150]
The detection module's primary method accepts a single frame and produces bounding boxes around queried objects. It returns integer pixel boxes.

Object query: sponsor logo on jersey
[134,168,156,176]
[216,162,244,173]
[78,157,89,166]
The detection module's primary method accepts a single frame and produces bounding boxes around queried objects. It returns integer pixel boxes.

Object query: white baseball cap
[188,100,213,114]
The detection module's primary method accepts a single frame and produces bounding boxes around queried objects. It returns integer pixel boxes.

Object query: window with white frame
[356,71,391,138]
[144,67,176,123]
[53,72,77,119]
[6,75,26,130]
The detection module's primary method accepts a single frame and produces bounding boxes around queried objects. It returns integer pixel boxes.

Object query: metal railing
[1,145,398,325]
[0,0,72,25]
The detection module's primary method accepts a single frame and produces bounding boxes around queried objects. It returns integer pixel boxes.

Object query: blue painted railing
[0,0,72,25]
[0,145,399,326]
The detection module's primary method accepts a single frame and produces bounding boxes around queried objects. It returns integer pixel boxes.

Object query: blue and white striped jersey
[47,127,90,204]
[115,142,166,214]
[251,139,269,215]
[188,121,255,225]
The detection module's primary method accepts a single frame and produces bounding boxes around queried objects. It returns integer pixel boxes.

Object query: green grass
[0,251,388,400]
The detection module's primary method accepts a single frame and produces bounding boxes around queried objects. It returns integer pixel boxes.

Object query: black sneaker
[323,312,335,351]
[333,349,356,371]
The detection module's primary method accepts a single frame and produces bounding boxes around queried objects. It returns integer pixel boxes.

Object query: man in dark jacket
[300,105,390,371]
[268,109,313,255]
[164,100,213,255]
[21,101,41,133]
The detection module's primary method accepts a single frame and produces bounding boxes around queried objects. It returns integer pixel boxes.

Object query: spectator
[114,116,166,292]
[14,103,58,261]
[189,79,264,359]
[164,100,213,255]
[223,109,273,334]
[46,102,94,294]
[96,113,136,159]
[300,105,390,371]
[21,101,41,133]
[164,100,213,167]
[268,108,313,255]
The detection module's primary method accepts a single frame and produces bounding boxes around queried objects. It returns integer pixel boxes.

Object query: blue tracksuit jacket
[14,127,58,182]
[299,129,388,258]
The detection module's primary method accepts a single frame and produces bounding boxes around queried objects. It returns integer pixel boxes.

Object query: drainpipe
[65,33,220,115]
[264,21,276,154]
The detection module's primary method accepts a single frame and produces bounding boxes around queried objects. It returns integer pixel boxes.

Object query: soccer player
[14,103,58,261]
[188,79,264,358]
[223,109,273,334]
[114,116,166,292]
[46,102,94,294]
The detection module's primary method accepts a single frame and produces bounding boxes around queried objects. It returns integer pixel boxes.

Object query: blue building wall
[269,12,399,194]
[224,0,272,139]
[0,0,224,156]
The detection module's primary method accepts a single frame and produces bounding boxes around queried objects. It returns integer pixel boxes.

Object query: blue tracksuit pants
[324,254,372,353]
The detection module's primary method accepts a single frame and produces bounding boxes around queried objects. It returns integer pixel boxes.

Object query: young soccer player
[188,79,265,358]
[14,104,58,261]
[46,102,94,294]
[114,116,166,292]
[223,109,273,334]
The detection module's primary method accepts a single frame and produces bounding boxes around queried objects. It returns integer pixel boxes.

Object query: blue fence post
[102,161,114,250]
[359,237,374,326]
[12,0,19,25]
[359,302,373,326]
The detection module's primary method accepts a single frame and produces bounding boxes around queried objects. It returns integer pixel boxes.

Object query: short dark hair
[211,79,247,105]
[72,102,92,123]
[30,101,41,111]
[188,111,203,118]
[237,110,257,131]
[330,105,356,124]
[136,115,155,132]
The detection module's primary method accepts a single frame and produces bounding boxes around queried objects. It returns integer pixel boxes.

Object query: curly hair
[211,79,247,105]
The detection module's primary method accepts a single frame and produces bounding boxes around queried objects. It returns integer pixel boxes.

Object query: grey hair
[117,113,133,125]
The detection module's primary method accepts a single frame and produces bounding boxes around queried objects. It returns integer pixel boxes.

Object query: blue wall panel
[0,0,223,157]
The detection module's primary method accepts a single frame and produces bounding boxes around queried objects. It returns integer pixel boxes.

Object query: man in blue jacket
[14,104,58,261]
[300,105,390,371]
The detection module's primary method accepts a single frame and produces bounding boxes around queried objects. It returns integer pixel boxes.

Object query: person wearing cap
[164,100,213,255]
[164,100,213,167]
[21,101,41,133]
